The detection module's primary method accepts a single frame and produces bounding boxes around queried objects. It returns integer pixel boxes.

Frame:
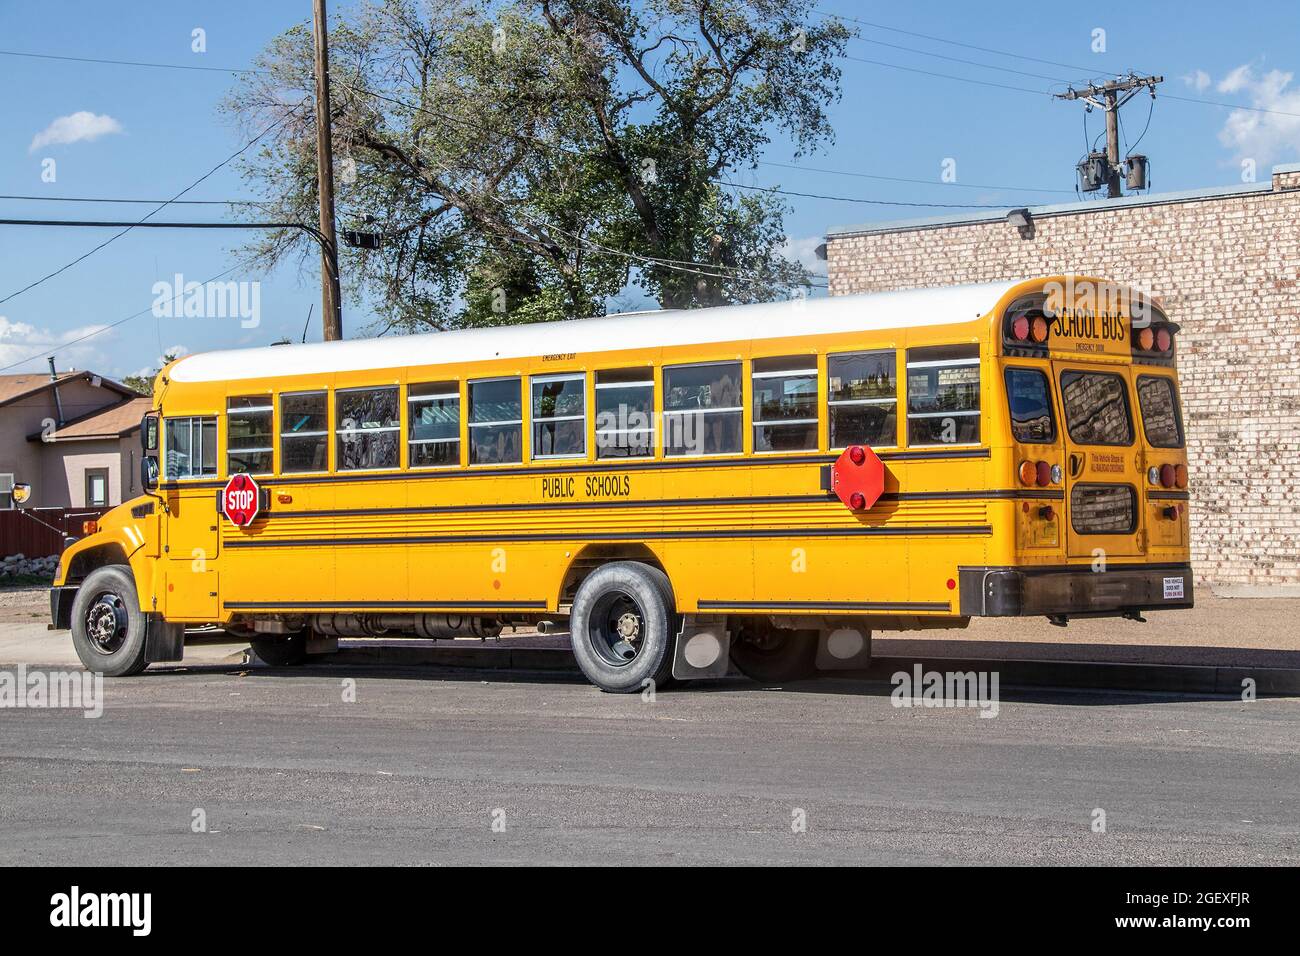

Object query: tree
[123,352,183,396]
[223,0,852,333]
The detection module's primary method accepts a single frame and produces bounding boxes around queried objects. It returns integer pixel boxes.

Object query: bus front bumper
[958,564,1194,618]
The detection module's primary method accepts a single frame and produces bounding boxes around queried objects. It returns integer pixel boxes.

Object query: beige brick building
[824,162,1300,591]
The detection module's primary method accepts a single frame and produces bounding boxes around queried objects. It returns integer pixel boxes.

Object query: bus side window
[409,381,460,468]
[595,368,653,459]
[164,416,218,479]
[906,344,981,446]
[752,356,818,452]
[531,373,586,459]
[469,378,523,465]
[663,362,742,457]
[280,390,329,473]
[827,350,897,448]
[336,386,400,471]
[227,396,274,475]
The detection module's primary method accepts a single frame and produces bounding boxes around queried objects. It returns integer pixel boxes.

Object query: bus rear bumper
[958,563,1194,618]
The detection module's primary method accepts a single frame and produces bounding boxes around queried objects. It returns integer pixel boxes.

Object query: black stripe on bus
[223,525,993,549]
[158,447,993,491]
[223,600,546,611]
[698,599,951,612]
[256,489,1044,520]
[1146,491,1190,501]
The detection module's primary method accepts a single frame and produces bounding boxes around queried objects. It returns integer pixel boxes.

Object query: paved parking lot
[2,585,1296,865]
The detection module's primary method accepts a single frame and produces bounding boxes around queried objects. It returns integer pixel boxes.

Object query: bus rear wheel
[249,633,309,667]
[730,625,817,684]
[569,562,675,694]
[70,564,149,677]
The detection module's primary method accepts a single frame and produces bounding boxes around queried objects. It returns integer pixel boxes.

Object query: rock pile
[0,553,60,581]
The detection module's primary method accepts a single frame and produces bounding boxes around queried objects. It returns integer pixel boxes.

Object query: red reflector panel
[832,445,885,512]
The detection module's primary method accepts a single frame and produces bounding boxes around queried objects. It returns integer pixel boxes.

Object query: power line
[842,53,1045,96]
[722,179,1012,209]
[0,48,266,74]
[814,9,1097,74]
[0,100,307,307]
[0,194,268,206]
[756,159,1075,195]
[0,263,247,375]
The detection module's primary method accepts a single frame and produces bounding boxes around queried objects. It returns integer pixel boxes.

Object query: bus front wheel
[730,625,817,684]
[569,562,676,694]
[69,564,149,677]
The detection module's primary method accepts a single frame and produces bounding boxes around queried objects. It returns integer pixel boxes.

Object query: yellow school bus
[50,274,1192,692]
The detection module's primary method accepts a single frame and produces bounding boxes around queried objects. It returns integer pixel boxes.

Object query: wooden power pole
[312,0,343,340]
[1055,73,1162,198]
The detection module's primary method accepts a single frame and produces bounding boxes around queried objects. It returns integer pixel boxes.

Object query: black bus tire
[570,562,675,694]
[69,564,149,677]
[730,626,817,684]
[250,633,308,667]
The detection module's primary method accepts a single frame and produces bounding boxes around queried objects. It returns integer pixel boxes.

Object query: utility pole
[313,0,343,340]
[1055,73,1162,198]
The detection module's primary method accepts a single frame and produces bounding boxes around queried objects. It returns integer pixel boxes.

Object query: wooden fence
[1,508,109,559]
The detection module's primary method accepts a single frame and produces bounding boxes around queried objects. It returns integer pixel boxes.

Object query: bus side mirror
[12,483,32,509]
[141,456,160,491]
[142,412,159,453]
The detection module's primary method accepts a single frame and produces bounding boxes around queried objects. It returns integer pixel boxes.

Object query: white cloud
[0,315,111,373]
[1205,64,1300,165]
[28,111,124,153]
[1182,70,1211,93]
[779,234,828,277]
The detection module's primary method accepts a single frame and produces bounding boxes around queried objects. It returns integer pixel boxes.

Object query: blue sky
[2,0,1298,380]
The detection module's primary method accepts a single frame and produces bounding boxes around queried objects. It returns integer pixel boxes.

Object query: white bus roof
[168,279,1026,384]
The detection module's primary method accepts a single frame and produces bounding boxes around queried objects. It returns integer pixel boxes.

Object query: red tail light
[1011,317,1030,341]
[1156,328,1172,351]
[848,444,866,466]
[848,491,866,511]
[1035,461,1051,487]
[1174,464,1188,489]
[1159,463,1176,488]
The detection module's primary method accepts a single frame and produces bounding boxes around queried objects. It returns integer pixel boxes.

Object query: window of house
[469,378,522,464]
[827,350,897,447]
[752,356,818,452]
[280,391,329,473]
[409,382,460,468]
[595,368,653,459]
[531,373,585,459]
[906,344,981,446]
[164,416,218,479]
[336,386,400,471]
[227,395,274,474]
[85,468,109,507]
[663,361,742,457]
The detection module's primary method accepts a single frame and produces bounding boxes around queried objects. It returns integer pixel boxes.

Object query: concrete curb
[313,642,1300,696]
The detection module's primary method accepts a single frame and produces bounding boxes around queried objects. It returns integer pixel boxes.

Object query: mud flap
[815,627,872,671]
[671,615,731,680]
[144,614,185,663]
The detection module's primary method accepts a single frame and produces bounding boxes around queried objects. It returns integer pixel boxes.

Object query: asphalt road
[1,662,1296,865]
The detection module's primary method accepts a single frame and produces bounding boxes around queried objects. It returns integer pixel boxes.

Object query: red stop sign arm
[831,445,885,512]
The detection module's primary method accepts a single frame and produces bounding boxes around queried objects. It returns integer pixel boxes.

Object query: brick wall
[825,167,1300,588]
